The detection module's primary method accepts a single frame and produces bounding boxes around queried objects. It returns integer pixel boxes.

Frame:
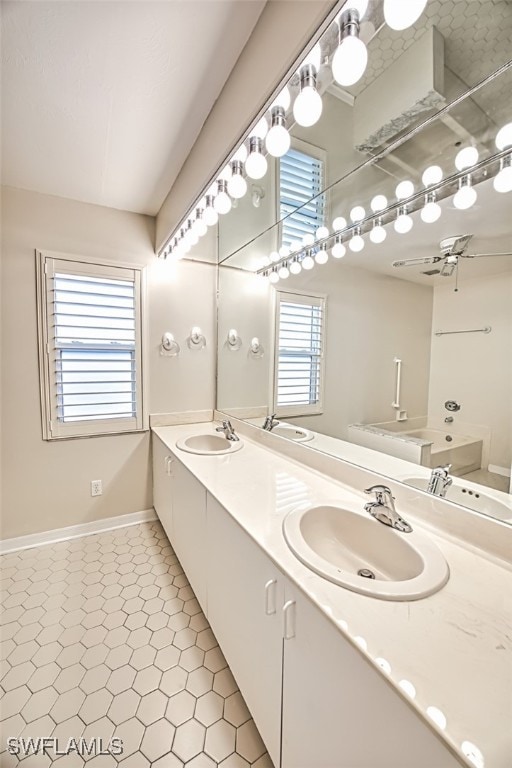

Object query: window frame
[271,287,327,418]
[277,136,328,250]
[36,249,148,440]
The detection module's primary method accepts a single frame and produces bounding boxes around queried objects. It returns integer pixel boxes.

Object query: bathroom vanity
[151,421,512,768]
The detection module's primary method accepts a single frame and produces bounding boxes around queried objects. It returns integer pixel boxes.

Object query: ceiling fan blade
[392,256,442,268]
[462,251,512,259]
[440,234,473,257]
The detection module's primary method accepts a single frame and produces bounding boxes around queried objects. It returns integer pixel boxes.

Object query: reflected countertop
[153,422,512,768]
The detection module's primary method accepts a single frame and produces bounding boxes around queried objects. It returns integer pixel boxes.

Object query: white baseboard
[488,464,511,478]
[0,508,157,555]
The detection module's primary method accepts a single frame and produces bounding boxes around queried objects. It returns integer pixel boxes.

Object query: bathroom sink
[283,504,449,600]
[403,477,512,522]
[272,423,314,443]
[176,434,243,456]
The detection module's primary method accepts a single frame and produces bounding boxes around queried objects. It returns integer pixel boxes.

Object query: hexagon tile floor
[0,520,275,767]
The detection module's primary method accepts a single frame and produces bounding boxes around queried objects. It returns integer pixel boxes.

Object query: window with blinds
[279,145,326,249]
[273,291,326,416]
[37,252,146,439]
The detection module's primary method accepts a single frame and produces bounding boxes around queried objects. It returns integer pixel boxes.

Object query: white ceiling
[1,0,266,215]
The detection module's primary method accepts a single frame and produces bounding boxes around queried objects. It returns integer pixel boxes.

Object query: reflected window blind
[279,147,325,248]
[275,292,325,409]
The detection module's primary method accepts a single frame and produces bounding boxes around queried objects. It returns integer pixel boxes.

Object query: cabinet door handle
[264,579,277,615]
[283,600,296,640]
[165,456,173,475]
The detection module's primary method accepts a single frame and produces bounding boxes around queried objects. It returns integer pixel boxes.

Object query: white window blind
[279,146,326,248]
[37,252,146,439]
[274,291,325,415]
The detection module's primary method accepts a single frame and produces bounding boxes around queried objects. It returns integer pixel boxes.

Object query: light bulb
[383,0,427,30]
[455,146,478,171]
[217,164,232,182]
[271,86,291,112]
[394,208,413,233]
[289,258,302,275]
[194,209,208,237]
[278,264,290,279]
[269,270,279,284]
[349,230,365,252]
[332,35,368,87]
[302,254,315,270]
[203,196,218,227]
[493,159,512,193]
[293,85,323,127]
[453,180,477,209]
[345,0,369,17]
[265,124,290,157]
[370,220,387,243]
[232,144,248,163]
[227,164,247,199]
[396,180,414,199]
[302,233,315,246]
[332,241,346,258]
[332,216,347,231]
[245,137,268,180]
[316,226,330,240]
[278,247,290,260]
[260,255,271,268]
[422,165,443,186]
[290,240,302,253]
[315,249,329,265]
[251,116,268,140]
[214,181,232,215]
[300,43,321,73]
[269,251,280,263]
[496,122,512,151]
[421,194,442,223]
[370,195,387,212]
[350,205,365,222]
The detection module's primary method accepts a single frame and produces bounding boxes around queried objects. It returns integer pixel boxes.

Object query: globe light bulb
[349,230,365,252]
[350,205,366,222]
[369,220,387,243]
[213,181,232,215]
[455,146,479,171]
[293,85,323,127]
[302,254,315,270]
[394,209,413,234]
[493,160,512,193]
[271,86,291,112]
[269,270,279,284]
[316,226,330,240]
[396,180,414,200]
[370,195,387,212]
[227,166,248,199]
[421,195,442,223]
[383,0,427,30]
[422,165,443,186]
[345,0,369,17]
[269,251,280,263]
[265,124,290,158]
[332,35,368,87]
[453,181,477,209]
[232,144,248,163]
[260,255,271,268]
[332,216,347,231]
[217,164,232,182]
[245,138,268,180]
[251,116,268,140]
[278,264,290,279]
[332,241,346,259]
[300,43,321,73]
[289,258,302,275]
[302,233,315,246]
[203,197,218,227]
[496,122,512,151]
[194,210,208,237]
[279,246,291,259]
[315,249,329,265]
[290,240,302,253]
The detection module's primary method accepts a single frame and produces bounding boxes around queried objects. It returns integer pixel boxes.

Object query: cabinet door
[152,435,174,538]
[281,584,462,768]
[207,493,283,768]
[171,457,208,614]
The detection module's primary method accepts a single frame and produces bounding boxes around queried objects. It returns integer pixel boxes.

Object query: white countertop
[153,422,512,768]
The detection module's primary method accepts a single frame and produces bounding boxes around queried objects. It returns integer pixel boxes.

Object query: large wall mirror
[215,0,512,526]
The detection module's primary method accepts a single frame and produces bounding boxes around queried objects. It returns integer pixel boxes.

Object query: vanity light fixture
[278,262,290,279]
[245,137,268,180]
[421,192,442,223]
[203,195,219,227]
[193,207,208,237]
[422,165,443,186]
[455,146,479,171]
[269,268,280,284]
[332,236,346,258]
[396,180,415,200]
[289,256,302,274]
[316,226,330,240]
[383,0,428,31]
[331,4,369,88]
[370,194,387,213]
[214,180,232,215]
[369,217,387,243]
[302,251,315,270]
[293,43,323,127]
[266,106,291,158]
[227,161,248,199]
[349,227,365,252]
[269,250,280,263]
[332,216,347,231]
[394,206,413,234]
[350,205,366,223]
[315,244,329,264]
[453,176,477,209]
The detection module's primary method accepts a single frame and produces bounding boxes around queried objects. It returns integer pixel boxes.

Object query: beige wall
[428,271,512,472]
[0,186,216,539]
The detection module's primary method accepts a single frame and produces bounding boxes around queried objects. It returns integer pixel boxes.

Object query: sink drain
[357,568,376,579]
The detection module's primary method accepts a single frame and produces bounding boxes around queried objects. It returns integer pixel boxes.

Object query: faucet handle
[364,484,392,497]
[364,485,395,509]
[432,464,452,477]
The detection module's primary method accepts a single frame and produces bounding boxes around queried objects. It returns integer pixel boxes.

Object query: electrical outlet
[91,480,102,497]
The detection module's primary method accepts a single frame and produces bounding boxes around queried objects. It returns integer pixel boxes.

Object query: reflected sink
[176,434,243,456]
[403,477,512,523]
[272,423,314,443]
[283,504,449,600]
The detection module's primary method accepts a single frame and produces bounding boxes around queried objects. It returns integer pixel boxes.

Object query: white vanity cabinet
[152,435,174,534]
[206,493,284,768]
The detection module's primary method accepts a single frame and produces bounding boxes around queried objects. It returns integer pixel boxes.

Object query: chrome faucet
[262,413,279,431]
[364,485,412,533]
[427,465,452,497]
[215,420,239,442]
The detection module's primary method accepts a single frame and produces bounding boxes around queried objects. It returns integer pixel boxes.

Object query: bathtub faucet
[427,465,453,497]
